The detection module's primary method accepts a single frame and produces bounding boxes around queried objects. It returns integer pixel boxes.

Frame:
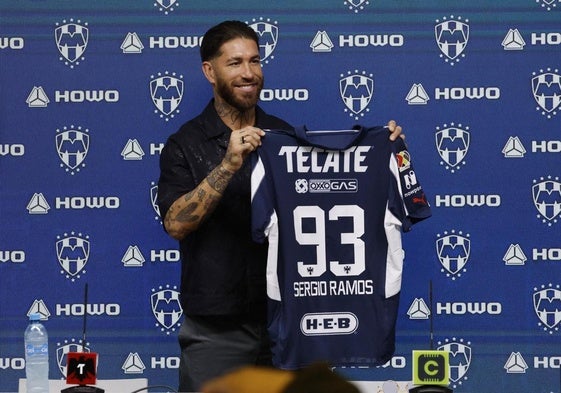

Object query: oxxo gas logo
[300,312,358,336]
[54,19,88,68]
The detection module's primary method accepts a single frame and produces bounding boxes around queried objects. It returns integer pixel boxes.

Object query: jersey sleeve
[388,138,432,232]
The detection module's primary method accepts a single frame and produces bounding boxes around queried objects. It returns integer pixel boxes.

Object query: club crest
[532,177,561,225]
[55,20,89,67]
[248,18,278,63]
[532,69,561,118]
[56,126,90,174]
[150,72,184,121]
[436,231,470,278]
[533,285,561,331]
[339,71,374,120]
[56,233,90,278]
[151,286,183,333]
[438,340,471,386]
[56,341,90,378]
[435,16,469,65]
[435,124,470,173]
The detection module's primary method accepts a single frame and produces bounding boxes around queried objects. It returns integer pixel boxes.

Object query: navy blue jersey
[250,126,431,369]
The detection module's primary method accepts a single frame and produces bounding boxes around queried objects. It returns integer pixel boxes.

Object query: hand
[222,126,265,172]
[201,366,295,393]
[387,120,405,141]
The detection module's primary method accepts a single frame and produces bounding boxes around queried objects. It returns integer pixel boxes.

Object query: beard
[215,76,264,112]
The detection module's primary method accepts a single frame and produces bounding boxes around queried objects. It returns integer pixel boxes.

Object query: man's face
[208,38,264,111]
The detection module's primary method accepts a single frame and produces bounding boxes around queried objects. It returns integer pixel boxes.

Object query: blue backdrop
[1,1,560,392]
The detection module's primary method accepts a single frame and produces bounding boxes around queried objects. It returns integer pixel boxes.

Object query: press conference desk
[18,378,148,393]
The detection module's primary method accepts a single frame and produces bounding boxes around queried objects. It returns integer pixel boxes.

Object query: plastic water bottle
[24,313,49,393]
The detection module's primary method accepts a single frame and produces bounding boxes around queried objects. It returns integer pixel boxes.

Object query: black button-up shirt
[157,100,292,318]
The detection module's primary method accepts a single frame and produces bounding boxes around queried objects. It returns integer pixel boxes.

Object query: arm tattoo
[206,165,234,194]
[175,202,200,223]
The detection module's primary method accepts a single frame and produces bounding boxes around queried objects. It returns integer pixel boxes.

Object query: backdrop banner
[1,1,560,392]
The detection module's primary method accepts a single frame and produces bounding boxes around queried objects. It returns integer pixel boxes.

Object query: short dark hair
[200,20,259,62]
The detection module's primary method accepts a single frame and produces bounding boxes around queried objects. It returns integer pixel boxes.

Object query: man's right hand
[222,126,265,172]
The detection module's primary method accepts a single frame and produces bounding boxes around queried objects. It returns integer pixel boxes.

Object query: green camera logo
[413,350,449,386]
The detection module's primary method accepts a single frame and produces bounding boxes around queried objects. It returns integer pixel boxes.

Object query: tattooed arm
[163,126,265,240]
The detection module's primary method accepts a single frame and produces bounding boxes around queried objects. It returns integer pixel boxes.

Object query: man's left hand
[387,120,405,141]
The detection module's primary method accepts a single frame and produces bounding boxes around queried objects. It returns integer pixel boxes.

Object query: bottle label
[26,344,48,356]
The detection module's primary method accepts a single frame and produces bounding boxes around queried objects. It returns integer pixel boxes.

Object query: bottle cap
[29,313,41,321]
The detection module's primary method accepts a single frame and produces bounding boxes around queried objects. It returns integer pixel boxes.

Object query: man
[157,20,403,392]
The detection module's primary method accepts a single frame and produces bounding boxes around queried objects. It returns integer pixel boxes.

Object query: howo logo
[434,87,500,100]
[435,194,501,208]
[54,19,88,68]
[260,88,309,102]
[435,16,469,65]
[300,312,358,335]
[0,37,24,49]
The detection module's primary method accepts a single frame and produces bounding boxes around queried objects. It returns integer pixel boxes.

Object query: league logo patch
[339,70,374,120]
[532,176,561,226]
[533,284,561,334]
[435,16,469,65]
[151,285,183,335]
[150,71,184,121]
[54,19,88,68]
[56,126,90,175]
[532,68,561,119]
[435,123,470,173]
[437,338,471,389]
[436,230,470,280]
[154,0,179,15]
[56,232,90,281]
[248,18,278,64]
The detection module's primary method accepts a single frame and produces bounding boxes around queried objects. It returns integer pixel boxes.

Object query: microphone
[61,283,104,393]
